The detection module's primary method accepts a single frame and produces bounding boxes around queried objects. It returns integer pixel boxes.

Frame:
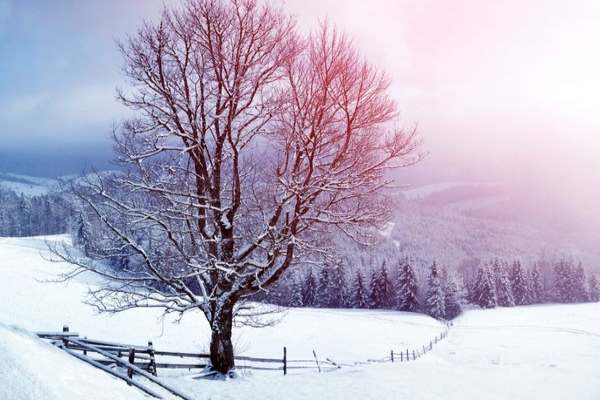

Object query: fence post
[283,347,287,376]
[83,336,87,356]
[400,351,403,362]
[430,341,433,350]
[148,341,157,376]
[61,325,69,348]
[390,350,394,363]
[412,350,416,360]
[127,348,135,382]
[312,350,321,373]
[422,345,426,354]
[406,349,409,361]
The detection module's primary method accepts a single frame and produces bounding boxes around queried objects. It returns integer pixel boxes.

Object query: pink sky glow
[283,0,600,230]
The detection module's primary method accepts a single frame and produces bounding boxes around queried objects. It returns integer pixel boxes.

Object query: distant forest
[1,182,598,320]
[0,186,70,236]
[258,257,598,320]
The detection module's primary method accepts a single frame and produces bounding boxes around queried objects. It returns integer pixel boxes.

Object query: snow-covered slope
[0,172,58,196]
[388,202,593,266]
[390,181,600,269]
[400,181,501,202]
[1,236,599,400]
[0,323,146,400]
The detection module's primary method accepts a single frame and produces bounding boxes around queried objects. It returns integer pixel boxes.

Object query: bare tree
[51,0,420,375]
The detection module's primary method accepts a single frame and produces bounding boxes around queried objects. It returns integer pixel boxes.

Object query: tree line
[468,259,600,307]
[0,186,70,237]
[2,180,597,323]
[258,256,599,320]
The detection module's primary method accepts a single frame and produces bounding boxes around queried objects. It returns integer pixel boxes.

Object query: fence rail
[36,326,333,377]
[36,321,452,398]
[390,321,452,362]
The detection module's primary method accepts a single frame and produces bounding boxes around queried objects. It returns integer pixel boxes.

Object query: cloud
[49,84,128,126]
[0,83,128,143]
[0,93,48,118]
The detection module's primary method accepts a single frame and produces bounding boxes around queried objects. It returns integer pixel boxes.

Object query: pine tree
[587,274,600,302]
[302,270,317,307]
[73,213,93,257]
[510,261,529,305]
[529,264,544,304]
[572,263,588,302]
[472,266,497,309]
[369,262,393,309]
[494,261,515,307]
[396,260,419,312]
[553,260,573,303]
[317,267,332,307]
[290,276,304,307]
[379,263,394,309]
[350,270,368,308]
[368,268,381,309]
[263,278,289,306]
[328,262,347,308]
[16,195,30,236]
[425,262,446,319]
[443,270,462,319]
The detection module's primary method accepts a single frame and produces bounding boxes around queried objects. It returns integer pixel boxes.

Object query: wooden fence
[36,321,452,399]
[390,320,452,362]
[37,325,347,375]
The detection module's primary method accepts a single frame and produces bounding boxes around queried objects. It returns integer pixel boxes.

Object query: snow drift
[0,323,145,400]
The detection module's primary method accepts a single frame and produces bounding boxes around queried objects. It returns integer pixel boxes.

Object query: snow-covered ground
[1,235,599,399]
[0,323,147,400]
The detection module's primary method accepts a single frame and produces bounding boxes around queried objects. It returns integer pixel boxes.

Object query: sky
[282,0,600,229]
[0,0,164,175]
[1,0,600,227]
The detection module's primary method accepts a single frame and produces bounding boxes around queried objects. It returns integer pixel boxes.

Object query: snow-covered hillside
[2,171,598,270]
[0,323,146,400]
[399,181,501,202]
[0,172,58,196]
[1,236,599,400]
[390,181,600,269]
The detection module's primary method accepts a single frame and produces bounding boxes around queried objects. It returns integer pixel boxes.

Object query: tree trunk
[209,304,235,374]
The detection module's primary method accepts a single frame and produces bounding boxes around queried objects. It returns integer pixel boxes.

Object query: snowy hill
[399,181,502,203]
[390,181,600,269]
[0,172,58,196]
[0,323,146,400]
[2,172,597,270]
[0,236,599,400]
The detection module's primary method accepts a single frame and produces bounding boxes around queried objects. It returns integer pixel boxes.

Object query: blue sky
[0,0,162,175]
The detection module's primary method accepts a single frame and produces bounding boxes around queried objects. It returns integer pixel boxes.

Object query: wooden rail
[58,345,163,398]
[36,320,453,398]
[390,321,452,362]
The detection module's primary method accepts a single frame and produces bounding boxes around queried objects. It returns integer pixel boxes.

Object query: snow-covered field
[1,236,599,399]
